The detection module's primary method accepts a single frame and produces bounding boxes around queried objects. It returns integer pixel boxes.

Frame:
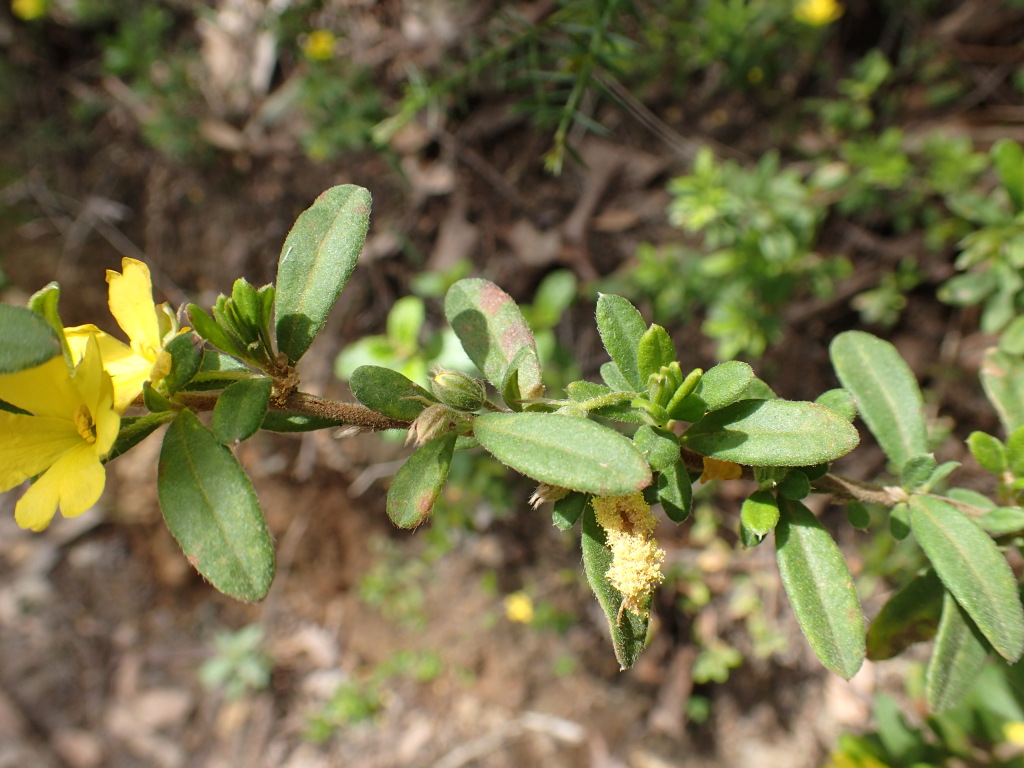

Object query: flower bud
[430,368,487,412]
[406,402,458,446]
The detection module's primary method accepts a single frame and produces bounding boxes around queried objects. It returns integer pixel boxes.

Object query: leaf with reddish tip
[386,433,457,528]
[445,278,543,403]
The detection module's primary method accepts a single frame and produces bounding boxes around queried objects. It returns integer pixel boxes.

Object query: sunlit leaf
[473,412,651,496]
[275,185,371,363]
[386,433,457,528]
[909,495,1024,661]
[682,399,860,466]
[775,499,865,679]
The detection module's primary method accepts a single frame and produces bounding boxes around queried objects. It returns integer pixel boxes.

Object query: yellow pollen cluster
[592,493,665,619]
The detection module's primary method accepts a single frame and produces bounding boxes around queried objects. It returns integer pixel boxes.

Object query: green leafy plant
[3,182,1024,715]
[199,624,273,700]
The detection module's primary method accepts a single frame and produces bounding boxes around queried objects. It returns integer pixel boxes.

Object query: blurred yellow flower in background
[12,0,47,21]
[303,30,337,62]
[504,591,534,624]
[794,0,844,26]
[0,335,119,531]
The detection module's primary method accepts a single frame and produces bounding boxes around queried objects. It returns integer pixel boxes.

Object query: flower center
[74,405,97,443]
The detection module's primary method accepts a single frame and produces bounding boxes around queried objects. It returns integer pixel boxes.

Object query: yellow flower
[1004,721,1024,746]
[303,30,336,62]
[504,591,534,624]
[0,335,119,531]
[592,493,665,619]
[65,258,176,411]
[12,0,47,21]
[794,0,844,26]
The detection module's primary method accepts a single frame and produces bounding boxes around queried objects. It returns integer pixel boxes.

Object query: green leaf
[691,361,754,412]
[157,410,274,602]
[473,412,652,496]
[349,365,436,421]
[185,351,254,391]
[976,507,1024,536]
[0,304,62,373]
[846,502,870,530]
[187,304,249,360]
[633,425,680,472]
[866,570,943,660]
[581,503,650,669]
[901,453,937,491]
[830,331,927,469]
[385,433,457,528]
[993,139,1024,212]
[386,296,425,350]
[741,490,780,538]
[106,412,175,462]
[212,377,272,444]
[775,499,865,679]
[926,590,989,713]
[595,294,647,391]
[636,325,676,385]
[161,332,204,395]
[890,502,911,539]
[444,278,543,400]
[1008,426,1024,475]
[815,388,857,423]
[967,431,1007,474]
[27,282,71,364]
[275,185,371,363]
[981,349,1024,434]
[656,461,693,522]
[681,399,860,467]
[553,491,588,531]
[778,470,811,500]
[909,495,1024,661]
[230,278,262,341]
[261,412,343,432]
[600,361,636,393]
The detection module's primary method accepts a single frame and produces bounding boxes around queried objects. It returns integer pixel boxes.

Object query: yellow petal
[0,412,81,492]
[107,258,161,358]
[0,356,78,419]
[66,324,149,411]
[14,443,106,530]
[71,335,120,443]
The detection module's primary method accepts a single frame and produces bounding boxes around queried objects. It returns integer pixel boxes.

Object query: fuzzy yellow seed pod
[592,493,665,619]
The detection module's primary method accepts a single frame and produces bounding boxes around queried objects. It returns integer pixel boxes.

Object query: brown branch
[170,390,411,432]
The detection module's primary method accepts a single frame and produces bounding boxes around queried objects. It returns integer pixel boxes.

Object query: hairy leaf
[692,361,754,412]
[275,185,371,363]
[981,349,1024,434]
[158,410,274,601]
[0,304,62,374]
[386,433,456,528]
[473,412,651,495]
[926,590,989,712]
[349,365,436,421]
[596,294,647,391]
[444,279,543,401]
[682,399,860,466]
[775,499,865,679]
[831,331,926,469]
[909,495,1024,661]
[866,570,943,660]
[212,377,272,444]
